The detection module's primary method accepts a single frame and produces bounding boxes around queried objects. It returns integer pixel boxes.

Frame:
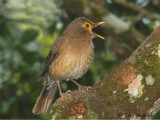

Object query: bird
[32,17,105,114]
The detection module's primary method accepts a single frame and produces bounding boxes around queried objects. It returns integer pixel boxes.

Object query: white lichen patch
[86,109,99,119]
[144,60,149,65]
[51,113,61,120]
[158,51,160,57]
[144,97,149,101]
[124,74,144,98]
[158,50,160,57]
[145,43,151,47]
[113,90,117,94]
[152,44,160,57]
[145,75,155,85]
[158,44,160,57]
[129,97,135,103]
[77,114,83,118]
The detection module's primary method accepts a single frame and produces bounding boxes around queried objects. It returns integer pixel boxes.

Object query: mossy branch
[49,25,160,119]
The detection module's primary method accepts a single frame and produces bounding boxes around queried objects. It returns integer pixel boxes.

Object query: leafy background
[0,0,160,119]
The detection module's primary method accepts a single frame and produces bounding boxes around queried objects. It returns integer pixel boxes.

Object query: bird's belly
[49,51,93,80]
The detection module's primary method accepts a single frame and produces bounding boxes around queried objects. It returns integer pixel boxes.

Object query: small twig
[150,0,160,10]
[114,0,160,20]
[132,11,145,24]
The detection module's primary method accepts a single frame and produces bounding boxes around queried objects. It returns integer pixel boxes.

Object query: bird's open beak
[92,22,105,39]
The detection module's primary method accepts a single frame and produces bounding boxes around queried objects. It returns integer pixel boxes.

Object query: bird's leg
[71,79,81,87]
[71,79,88,90]
[57,81,63,96]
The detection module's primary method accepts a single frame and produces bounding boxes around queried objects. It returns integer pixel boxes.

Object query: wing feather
[38,36,65,79]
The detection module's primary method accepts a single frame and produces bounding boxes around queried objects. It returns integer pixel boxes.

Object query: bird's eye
[83,22,91,30]
[85,24,89,28]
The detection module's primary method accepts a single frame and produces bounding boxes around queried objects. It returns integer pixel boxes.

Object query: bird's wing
[38,50,57,79]
[38,36,65,79]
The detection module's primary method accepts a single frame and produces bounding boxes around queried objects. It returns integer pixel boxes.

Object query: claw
[78,85,91,91]
[66,90,72,93]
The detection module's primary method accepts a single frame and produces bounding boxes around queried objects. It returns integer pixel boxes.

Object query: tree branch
[49,25,160,119]
[114,0,160,20]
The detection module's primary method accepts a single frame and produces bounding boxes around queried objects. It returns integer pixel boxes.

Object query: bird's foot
[66,90,72,93]
[78,85,91,91]
[70,80,91,91]
[60,92,63,97]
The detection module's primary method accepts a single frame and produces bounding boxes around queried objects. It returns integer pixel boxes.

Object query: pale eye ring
[85,23,90,28]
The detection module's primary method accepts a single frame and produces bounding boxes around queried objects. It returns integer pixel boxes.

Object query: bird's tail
[32,82,58,114]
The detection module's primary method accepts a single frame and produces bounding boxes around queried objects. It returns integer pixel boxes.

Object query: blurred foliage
[0,0,160,119]
[152,110,160,119]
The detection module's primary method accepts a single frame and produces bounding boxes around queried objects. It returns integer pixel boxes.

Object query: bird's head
[64,17,105,39]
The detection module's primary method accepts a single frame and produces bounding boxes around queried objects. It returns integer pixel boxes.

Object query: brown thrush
[32,17,105,114]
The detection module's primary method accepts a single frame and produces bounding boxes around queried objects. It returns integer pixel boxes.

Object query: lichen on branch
[50,25,160,119]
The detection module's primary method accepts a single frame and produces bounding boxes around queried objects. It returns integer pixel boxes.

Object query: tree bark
[49,25,160,119]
